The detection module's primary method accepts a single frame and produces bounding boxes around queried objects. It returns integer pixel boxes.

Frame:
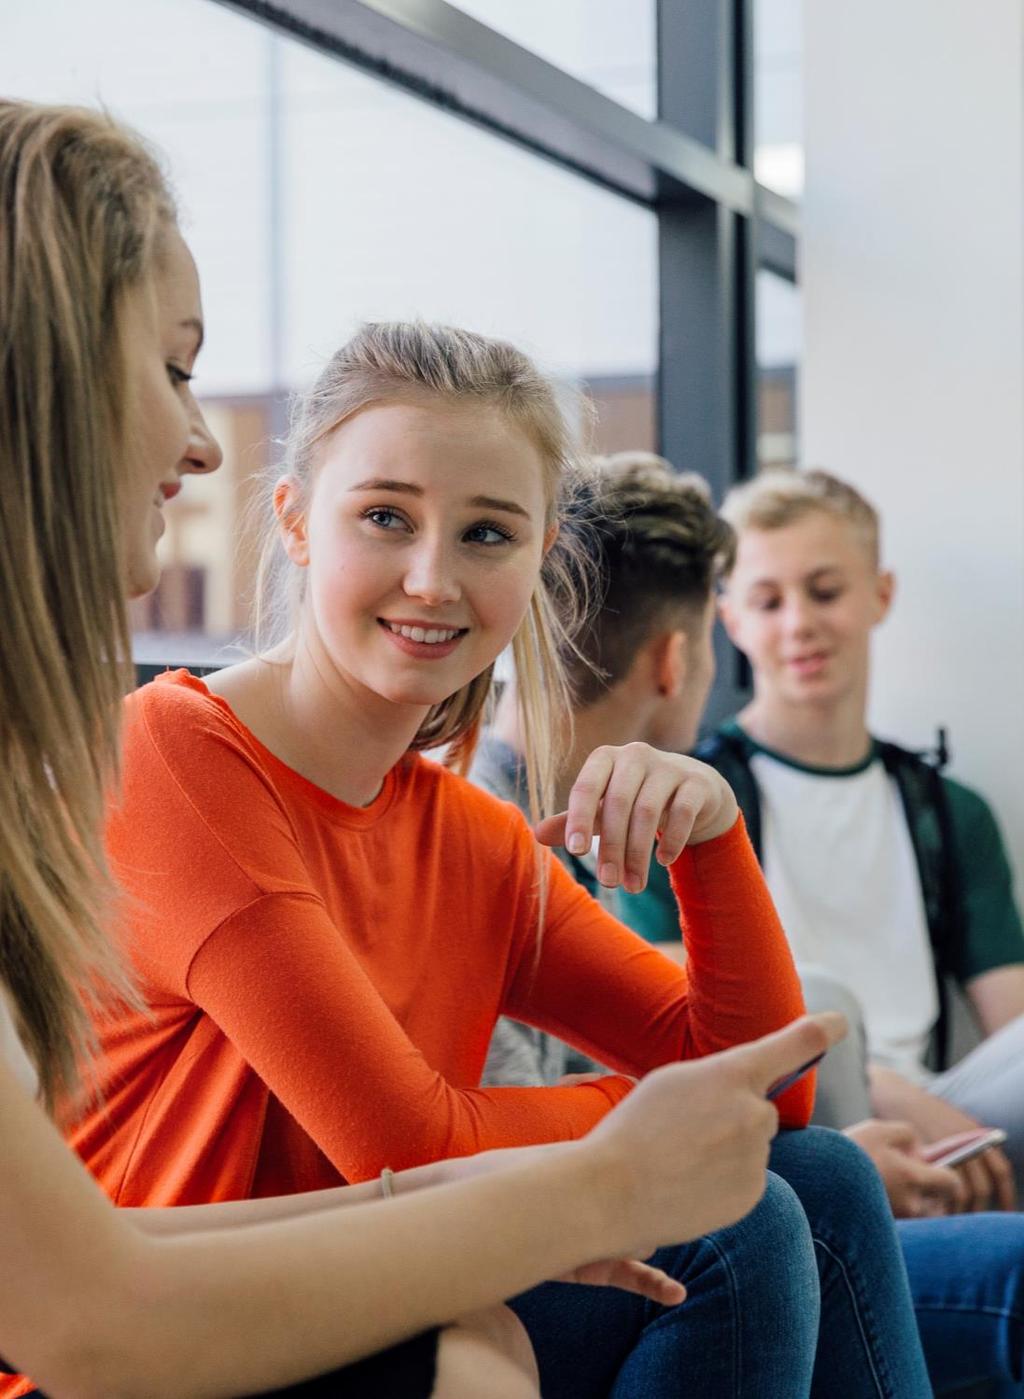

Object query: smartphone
[923,1127,1007,1169]
[766,1051,825,1102]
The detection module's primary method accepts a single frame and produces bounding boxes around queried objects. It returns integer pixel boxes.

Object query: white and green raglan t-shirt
[742,728,1024,1082]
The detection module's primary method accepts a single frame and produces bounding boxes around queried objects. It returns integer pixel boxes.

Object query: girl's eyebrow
[349,477,420,495]
[469,494,529,519]
[348,479,530,520]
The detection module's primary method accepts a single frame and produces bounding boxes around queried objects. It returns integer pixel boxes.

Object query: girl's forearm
[0,1060,612,1399]
[105,1147,612,1398]
[125,1159,454,1235]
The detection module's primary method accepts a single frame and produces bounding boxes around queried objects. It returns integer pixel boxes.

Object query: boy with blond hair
[631,467,1024,1211]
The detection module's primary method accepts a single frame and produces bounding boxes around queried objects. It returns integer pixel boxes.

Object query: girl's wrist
[688,791,740,846]
[558,1137,637,1261]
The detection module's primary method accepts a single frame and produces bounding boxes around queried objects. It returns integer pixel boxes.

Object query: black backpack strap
[693,729,763,860]
[877,730,964,1072]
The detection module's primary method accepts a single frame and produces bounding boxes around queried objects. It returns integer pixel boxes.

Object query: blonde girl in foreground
[0,98,843,1399]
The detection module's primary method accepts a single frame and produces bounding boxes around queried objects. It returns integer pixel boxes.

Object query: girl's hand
[436,1148,683,1304]
[557,1258,685,1306]
[535,744,738,891]
[581,1012,848,1260]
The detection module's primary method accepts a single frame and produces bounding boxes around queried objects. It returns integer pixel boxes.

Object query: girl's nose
[402,540,461,606]
[184,399,223,475]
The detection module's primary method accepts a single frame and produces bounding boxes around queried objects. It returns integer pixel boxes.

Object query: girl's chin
[371,676,472,711]
[126,553,161,601]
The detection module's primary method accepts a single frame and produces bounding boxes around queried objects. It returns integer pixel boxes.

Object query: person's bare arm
[966,965,1024,1036]
[0,1015,841,1399]
[124,1160,454,1235]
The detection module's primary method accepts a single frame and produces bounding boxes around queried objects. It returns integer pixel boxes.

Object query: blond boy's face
[719,510,893,712]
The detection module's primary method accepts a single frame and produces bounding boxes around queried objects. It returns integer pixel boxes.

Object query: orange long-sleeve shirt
[70,670,810,1206]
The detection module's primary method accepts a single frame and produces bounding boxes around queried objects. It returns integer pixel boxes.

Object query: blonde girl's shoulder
[407,754,538,856]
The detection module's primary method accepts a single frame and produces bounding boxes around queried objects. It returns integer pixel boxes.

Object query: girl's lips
[378,619,465,660]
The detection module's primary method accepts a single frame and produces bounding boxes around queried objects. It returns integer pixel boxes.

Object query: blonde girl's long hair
[253,321,597,830]
[0,101,175,1112]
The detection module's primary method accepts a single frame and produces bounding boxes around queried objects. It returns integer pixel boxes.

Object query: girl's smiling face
[277,396,554,711]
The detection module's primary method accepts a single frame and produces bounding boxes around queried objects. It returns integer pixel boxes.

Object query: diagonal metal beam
[215,0,797,256]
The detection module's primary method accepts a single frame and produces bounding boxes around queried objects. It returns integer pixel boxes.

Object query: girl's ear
[542,522,559,557]
[274,477,310,567]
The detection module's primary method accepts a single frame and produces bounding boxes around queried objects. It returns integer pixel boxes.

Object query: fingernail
[599,862,618,886]
[624,873,643,894]
[567,832,587,855]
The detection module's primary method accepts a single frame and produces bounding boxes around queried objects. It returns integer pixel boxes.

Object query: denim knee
[690,1167,819,1308]
[769,1125,892,1245]
[748,1169,819,1259]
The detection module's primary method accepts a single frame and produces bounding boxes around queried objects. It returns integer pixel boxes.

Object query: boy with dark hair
[474,453,726,1080]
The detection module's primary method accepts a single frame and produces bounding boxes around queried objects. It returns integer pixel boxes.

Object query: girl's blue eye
[364,507,407,530]
[167,364,193,388]
[465,521,514,546]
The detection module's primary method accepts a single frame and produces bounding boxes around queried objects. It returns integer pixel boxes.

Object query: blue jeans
[512,1127,930,1397]
[899,1212,1024,1396]
[768,1127,931,1397]
[512,1169,819,1397]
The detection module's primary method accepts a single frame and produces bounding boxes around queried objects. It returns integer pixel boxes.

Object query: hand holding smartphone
[766,1051,825,1102]
[921,1127,1008,1169]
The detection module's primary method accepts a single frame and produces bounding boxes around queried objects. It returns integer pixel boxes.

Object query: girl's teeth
[391,623,458,644]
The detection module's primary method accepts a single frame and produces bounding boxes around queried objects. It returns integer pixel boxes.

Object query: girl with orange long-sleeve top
[67,323,933,1399]
[75,668,807,1202]
[71,326,811,1205]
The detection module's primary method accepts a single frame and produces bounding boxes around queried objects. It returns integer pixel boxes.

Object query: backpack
[694,726,966,1071]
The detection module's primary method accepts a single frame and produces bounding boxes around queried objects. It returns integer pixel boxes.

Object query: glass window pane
[3,0,657,657]
[451,0,657,119]
[757,270,801,470]
[755,0,803,197]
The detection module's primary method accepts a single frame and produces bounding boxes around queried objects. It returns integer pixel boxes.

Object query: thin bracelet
[379,1166,396,1200]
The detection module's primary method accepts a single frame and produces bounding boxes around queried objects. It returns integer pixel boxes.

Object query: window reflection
[757,271,801,470]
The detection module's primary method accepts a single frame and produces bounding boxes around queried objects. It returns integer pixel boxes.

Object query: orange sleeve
[503,815,812,1128]
[113,676,807,1191]
[186,893,634,1181]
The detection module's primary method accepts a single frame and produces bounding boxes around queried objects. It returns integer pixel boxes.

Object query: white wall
[802,1,1024,889]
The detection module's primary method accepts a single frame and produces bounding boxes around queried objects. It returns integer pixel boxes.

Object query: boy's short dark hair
[565,453,734,707]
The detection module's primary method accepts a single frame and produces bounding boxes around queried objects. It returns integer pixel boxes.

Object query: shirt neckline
[724,719,879,779]
[158,669,406,827]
